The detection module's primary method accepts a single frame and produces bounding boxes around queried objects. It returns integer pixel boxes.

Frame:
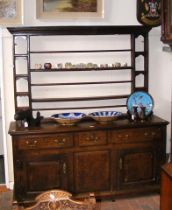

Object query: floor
[97,194,160,210]
[0,187,160,210]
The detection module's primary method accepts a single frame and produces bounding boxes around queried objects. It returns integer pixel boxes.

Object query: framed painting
[36,0,104,19]
[0,0,23,26]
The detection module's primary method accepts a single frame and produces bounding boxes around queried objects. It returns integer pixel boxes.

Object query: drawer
[16,133,74,150]
[77,131,107,146]
[110,127,162,143]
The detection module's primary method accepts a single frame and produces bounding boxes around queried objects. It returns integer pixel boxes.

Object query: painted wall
[1,0,171,186]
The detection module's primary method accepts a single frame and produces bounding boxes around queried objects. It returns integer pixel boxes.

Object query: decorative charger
[127,91,154,116]
[89,111,123,124]
[51,112,86,125]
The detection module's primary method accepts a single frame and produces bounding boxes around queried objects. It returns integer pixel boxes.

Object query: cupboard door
[74,150,111,193]
[14,154,72,200]
[116,146,157,190]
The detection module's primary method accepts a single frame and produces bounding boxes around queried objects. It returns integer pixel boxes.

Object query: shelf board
[16,106,30,111]
[14,54,28,58]
[135,71,145,75]
[15,74,29,79]
[30,66,132,72]
[135,51,145,57]
[32,104,127,111]
[16,92,29,97]
[30,49,132,54]
[135,87,147,91]
[7,25,152,36]
[32,95,130,103]
[31,80,132,86]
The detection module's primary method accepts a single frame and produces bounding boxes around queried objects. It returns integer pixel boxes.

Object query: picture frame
[36,0,104,19]
[0,0,23,26]
[137,0,161,27]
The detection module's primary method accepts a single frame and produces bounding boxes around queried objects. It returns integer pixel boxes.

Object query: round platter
[89,111,122,124]
[51,112,86,125]
[127,91,154,116]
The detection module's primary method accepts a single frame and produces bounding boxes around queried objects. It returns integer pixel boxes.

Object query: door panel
[116,146,157,190]
[27,160,61,191]
[74,150,111,193]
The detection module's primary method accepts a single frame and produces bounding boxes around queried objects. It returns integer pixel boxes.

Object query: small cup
[44,63,52,70]
[35,64,42,69]
[115,62,121,68]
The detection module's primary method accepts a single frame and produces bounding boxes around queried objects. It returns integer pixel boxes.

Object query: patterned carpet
[0,189,160,210]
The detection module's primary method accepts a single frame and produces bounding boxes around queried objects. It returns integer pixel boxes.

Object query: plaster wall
[1,0,171,186]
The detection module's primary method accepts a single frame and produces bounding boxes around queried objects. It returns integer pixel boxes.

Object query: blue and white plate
[89,111,122,123]
[127,91,154,116]
[51,112,86,125]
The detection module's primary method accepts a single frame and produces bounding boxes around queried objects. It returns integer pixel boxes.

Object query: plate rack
[7,26,152,117]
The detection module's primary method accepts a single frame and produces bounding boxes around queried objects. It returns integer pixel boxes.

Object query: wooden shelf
[30,49,132,54]
[30,67,132,72]
[32,104,127,111]
[32,94,130,103]
[31,80,132,86]
[15,74,29,79]
[16,92,29,97]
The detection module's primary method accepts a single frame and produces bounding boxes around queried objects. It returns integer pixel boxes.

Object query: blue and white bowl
[89,111,122,123]
[51,112,86,125]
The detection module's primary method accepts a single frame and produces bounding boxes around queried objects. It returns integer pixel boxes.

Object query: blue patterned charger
[127,91,154,116]
[89,111,122,123]
[51,112,86,125]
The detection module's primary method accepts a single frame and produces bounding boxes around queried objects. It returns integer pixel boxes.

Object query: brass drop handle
[26,140,38,147]
[54,138,66,144]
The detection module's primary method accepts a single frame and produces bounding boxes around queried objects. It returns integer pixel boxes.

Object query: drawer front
[110,127,162,143]
[17,134,74,150]
[77,131,107,146]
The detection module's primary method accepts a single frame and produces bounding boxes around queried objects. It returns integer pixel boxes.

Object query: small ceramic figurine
[123,62,128,67]
[138,106,146,121]
[131,106,138,121]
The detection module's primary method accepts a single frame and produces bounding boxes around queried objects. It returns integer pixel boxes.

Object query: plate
[89,111,122,123]
[51,112,86,125]
[127,91,154,116]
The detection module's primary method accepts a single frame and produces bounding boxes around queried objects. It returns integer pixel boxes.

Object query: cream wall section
[2,30,14,187]
[149,29,172,152]
[2,0,171,187]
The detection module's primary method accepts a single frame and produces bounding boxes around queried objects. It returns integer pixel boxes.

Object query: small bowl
[89,111,122,124]
[51,112,86,125]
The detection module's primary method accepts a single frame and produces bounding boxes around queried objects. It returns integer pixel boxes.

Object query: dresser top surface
[9,115,168,136]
